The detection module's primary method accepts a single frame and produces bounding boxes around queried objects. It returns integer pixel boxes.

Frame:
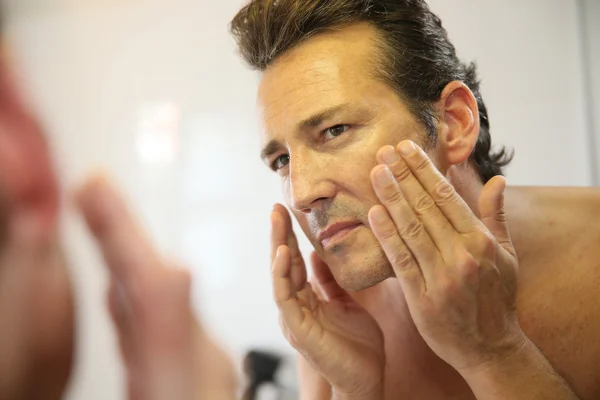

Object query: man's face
[258,23,432,291]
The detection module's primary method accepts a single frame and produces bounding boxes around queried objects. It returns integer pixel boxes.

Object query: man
[230,0,600,399]
[0,35,236,399]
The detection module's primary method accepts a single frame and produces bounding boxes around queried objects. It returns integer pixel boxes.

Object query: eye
[323,124,350,140]
[271,154,290,172]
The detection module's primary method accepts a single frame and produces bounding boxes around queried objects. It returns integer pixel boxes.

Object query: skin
[0,48,73,400]
[259,23,427,292]
[76,177,238,400]
[0,45,236,399]
[260,23,600,399]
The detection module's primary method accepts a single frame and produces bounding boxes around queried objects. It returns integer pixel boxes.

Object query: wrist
[459,335,537,393]
[332,382,383,400]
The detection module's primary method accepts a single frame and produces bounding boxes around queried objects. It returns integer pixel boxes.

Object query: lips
[318,221,362,248]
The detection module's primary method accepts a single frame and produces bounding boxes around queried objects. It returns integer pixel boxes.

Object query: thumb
[478,176,515,256]
[309,252,349,301]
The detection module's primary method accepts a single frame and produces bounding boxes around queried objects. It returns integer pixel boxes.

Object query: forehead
[257,23,386,141]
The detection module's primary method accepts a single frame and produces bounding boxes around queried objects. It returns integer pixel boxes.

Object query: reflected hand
[77,177,237,400]
[271,205,384,399]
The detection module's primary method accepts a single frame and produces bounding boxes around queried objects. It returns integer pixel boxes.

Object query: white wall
[2,1,593,399]
[428,0,591,186]
[581,0,600,184]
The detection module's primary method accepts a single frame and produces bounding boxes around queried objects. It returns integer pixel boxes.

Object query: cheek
[338,139,382,200]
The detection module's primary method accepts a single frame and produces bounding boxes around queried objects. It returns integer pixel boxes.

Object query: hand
[271,204,384,398]
[77,176,237,400]
[368,140,525,376]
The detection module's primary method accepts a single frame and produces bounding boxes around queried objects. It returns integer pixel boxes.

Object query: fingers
[272,245,305,333]
[309,251,347,301]
[370,163,440,279]
[376,145,457,254]
[368,205,425,296]
[270,204,288,263]
[270,204,306,290]
[75,175,162,290]
[478,176,515,256]
[395,140,481,234]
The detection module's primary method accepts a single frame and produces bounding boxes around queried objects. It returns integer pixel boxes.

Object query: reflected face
[0,50,73,400]
[258,23,431,291]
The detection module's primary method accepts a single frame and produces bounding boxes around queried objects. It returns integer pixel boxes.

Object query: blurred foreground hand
[76,177,238,400]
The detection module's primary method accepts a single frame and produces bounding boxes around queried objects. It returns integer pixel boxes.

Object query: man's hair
[230,0,513,182]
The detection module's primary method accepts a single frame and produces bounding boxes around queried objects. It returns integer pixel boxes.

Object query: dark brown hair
[230,0,513,182]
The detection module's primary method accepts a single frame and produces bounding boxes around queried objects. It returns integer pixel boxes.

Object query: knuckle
[392,163,412,182]
[400,218,424,240]
[389,247,413,269]
[413,192,436,216]
[434,179,455,202]
[414,156,430,174]
[383,186,405,206]
[495,208,508,224]
[377,223,398,242]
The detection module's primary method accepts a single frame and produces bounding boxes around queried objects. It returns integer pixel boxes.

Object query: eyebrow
[260,140,281,161]
[259,103,352,161]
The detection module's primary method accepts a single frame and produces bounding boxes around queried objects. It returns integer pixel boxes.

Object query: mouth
[318,221,362,249]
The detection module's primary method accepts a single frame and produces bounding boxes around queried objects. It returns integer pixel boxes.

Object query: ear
[435,81,479,166]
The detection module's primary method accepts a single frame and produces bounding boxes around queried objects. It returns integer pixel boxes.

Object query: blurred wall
[1,1,594,399]
[581,0,600,183]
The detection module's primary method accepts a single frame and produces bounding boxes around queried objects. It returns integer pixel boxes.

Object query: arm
[367,141,574,400]
[461,338,579,400]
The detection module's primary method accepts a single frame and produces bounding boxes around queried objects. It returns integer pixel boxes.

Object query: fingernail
[376,166,394,185]
[399,140,416,156]
[380,146,399,166]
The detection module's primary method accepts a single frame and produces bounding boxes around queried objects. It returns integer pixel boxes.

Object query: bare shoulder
[508,186,600,398]
[506,186,600,256]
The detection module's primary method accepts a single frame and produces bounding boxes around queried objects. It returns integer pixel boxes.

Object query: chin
[324,232,394,292]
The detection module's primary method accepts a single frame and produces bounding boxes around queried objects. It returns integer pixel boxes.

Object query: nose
[286,149,336,214]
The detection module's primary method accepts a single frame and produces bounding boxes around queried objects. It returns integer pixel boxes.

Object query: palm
[299,284,384,389]
[276,253,385,394]
[271,205,385,394]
